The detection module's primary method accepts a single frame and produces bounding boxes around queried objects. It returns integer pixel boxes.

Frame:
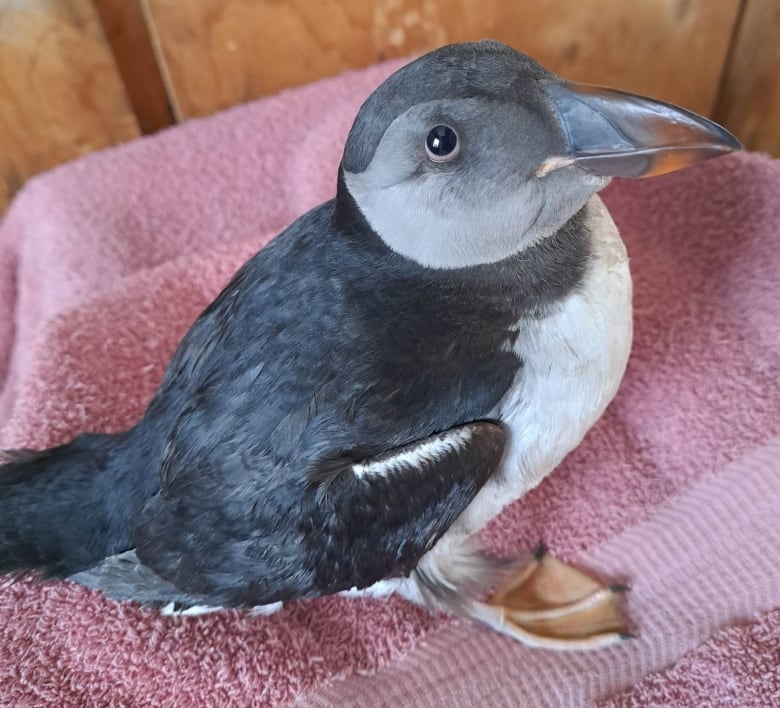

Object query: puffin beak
[539,81,742,179]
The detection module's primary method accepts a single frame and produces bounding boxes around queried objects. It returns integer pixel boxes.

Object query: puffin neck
[333,166,592,317]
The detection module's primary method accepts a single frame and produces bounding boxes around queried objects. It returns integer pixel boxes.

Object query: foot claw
[609,583,631,594]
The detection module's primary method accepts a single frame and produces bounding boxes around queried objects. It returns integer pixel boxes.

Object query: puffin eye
[425,125,460,162]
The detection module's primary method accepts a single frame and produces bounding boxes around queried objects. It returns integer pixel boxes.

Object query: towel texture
[602,609,780,707]
[0,59,778,706]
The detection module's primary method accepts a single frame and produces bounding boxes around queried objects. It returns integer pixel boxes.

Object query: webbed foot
[471,544,633,650]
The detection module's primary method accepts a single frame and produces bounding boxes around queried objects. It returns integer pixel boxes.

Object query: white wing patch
[160,601,284,617]
[352,426,474,479]
[160,603,223,617]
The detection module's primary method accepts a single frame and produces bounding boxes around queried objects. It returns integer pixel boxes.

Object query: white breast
[467,195,632,530]
[403,195,633,601]
[344,195,633,605]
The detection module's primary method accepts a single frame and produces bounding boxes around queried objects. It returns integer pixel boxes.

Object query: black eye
[425,125,459,162]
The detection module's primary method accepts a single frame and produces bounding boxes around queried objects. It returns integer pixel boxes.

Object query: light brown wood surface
[376,0,741,116]
[0,0,139,213]
[144,0,376,120]
[93,0,174,134]
[714,0,780,156]
[145,0,740,121]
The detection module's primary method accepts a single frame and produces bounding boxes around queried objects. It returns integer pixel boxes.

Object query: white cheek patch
[345,169,548,269]
[352,426,473,479]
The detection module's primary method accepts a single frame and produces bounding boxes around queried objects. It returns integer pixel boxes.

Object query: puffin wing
[132,421,505,606]
[305,421,505,594]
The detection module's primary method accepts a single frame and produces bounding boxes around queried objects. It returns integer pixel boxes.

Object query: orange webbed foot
[471,544,633,651]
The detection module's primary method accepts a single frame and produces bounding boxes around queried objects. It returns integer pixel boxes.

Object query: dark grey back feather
[127,188,590,605]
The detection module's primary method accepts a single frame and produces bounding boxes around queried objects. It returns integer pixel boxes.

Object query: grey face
[341,40,740,269]
[342,41,609,269]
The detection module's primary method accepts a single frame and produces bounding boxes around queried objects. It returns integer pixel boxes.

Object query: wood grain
[376,0,742,115]
[144,0,375,119]
[0,0,139,212]
[713,0,780,156]
[144,0,741,121]
[93,0,174,134]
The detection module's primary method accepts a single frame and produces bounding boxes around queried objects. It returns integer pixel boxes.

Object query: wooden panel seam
[139,0,182,123]
[93,0,175,133]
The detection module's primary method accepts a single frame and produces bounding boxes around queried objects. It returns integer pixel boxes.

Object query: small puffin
[0,41,739,650]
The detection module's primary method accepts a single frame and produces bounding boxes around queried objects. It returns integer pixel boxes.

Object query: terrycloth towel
[0,59,778,707]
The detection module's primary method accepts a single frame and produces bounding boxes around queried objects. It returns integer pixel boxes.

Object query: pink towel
[0,59,778,706]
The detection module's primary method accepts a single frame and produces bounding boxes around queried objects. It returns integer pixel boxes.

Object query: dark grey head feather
[343,40,557,173]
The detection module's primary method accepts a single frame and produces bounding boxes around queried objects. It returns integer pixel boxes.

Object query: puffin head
[339,40,740,269]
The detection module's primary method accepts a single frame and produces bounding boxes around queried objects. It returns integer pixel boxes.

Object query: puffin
[0,40,739,650]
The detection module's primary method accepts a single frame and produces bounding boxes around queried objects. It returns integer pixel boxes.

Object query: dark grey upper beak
[541,81,742,179]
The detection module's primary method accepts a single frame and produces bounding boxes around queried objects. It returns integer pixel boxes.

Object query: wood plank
[376,0,742,116]
[144,0,375,119]
[0,0,139,212]
[713,0,780,156]
[93,0,174,134]
[145,0,740,121]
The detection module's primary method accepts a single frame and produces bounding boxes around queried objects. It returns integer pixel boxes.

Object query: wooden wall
[143,0,739,119]
[1,0,778,215]
[713,0,780,158]
[0,0,139,213]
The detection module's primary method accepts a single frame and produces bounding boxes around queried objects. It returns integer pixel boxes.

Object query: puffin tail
[0,431,140,578]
